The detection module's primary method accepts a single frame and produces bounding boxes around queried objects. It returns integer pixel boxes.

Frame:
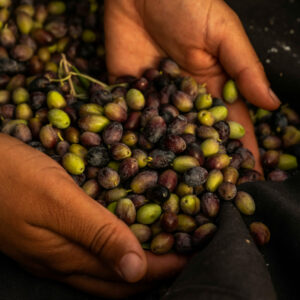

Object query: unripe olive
[62,153,85,175]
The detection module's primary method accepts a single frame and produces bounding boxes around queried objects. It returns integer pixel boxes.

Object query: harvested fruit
[0,0,279,254]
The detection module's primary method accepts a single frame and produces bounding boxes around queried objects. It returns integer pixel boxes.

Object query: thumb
[218,6,281,110]
[43,178,147,283]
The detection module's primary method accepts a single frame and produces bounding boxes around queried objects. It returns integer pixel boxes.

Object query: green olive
[62,153,85,175]
[48,108,71,129]
[223,80,238,103]
[47,90,66,109]
[136,203,162,225]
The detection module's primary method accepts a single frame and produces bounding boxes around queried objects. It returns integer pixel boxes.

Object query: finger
[35,179,147,283]
[104,0,165,81]
[20,224,122,281]
[20,260,152,299]
[144,251,188,281]
[218,5,281,110]
[62,274,153,299]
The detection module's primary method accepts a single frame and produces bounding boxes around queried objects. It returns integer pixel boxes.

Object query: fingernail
[118,253,144,282]
[269,88,281,105]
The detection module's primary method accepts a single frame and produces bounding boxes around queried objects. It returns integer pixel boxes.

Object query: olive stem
[61,54,76,96]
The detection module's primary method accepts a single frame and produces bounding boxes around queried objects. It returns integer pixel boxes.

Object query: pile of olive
[0,0,272,253]
[250,106,299,182]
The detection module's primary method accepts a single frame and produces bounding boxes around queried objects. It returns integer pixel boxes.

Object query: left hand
[104,0,282,173]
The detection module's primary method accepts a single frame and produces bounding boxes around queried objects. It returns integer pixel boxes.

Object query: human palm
[104,0,281,171]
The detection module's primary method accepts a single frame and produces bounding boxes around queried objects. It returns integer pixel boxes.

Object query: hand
[104,0,281,172]
[0,134,186,298]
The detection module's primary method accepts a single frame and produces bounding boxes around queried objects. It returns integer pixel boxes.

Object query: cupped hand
[104,0,281,172]
[0,134,186,298]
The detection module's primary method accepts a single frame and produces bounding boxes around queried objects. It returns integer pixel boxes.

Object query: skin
[0,0,281,298]
[105,0,281,172]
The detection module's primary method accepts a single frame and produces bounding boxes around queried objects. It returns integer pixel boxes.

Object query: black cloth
[0,0,299,299]
[163,173,300,300]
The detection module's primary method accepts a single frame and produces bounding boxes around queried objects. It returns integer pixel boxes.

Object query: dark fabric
[225,0,300,111]
[0,0,299,299]
[163,203,277,300]
[163,173,300,300]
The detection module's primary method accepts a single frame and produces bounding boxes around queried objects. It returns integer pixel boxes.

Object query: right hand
[105,0,281,173]
[0,134,186,298]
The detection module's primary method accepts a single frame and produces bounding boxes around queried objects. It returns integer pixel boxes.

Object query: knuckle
[88,221,120,256]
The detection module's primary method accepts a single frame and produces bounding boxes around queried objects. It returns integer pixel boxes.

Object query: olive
[104,102,127,122]
[102,122,123,145]
[234,191,256,215]
[47,1,66,15]
[277,153,298,170]
[159,58,180,77]
[47,90,66,109]
[162,193,180,214]
[205,153,231,170]
[150,232,174,255]
[184,167,208,187]
[217,182,237,201]
[148,149,175,169]
[118,157,139,181]
[79,103,103,117]
[130,170,158,194]
[130,224,151,243]
[173,155,200,173]
[249,222,270,246]
[158,169,178,192]
[98,167,120,189]
[172,91,193,112]
[209,106,228,122]
[223,80,238,103]
[198,110,215,126]
[80,131,101,147]
[78,114,110,132]
[161,211,178,232]
[13,123,32,143]
[110,143,131,161]
[0,90,10,104]
[82,179,100,199]
[128,194,147,209]
[222,166,239,184]
[126,88,145,111]
[69,144,87,159]
[16,12,33,35]
[143,116,166,144]
[164,134,186,154]
[200,138,219,157]
[105,188,128,204]
[195,93,212,110]
[180,76,198,98]
[15,102,33,121]
[115,198,136,225]
[193,223,217,247]
[137,203,162,225]
[206,169,223,192]
[180,195,201,215]
[48,108,70,129]
[197,125,219,140]
[56,140,69,157]
[177,214,197,233]
[174,232,193,254]
[86,146,110,168]
[62,152,85,175]
[176,182,193,197]
[146,185,170,203]
[132,149,148,168]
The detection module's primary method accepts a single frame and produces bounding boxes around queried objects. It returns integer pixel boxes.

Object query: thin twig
[61,54,76,96]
